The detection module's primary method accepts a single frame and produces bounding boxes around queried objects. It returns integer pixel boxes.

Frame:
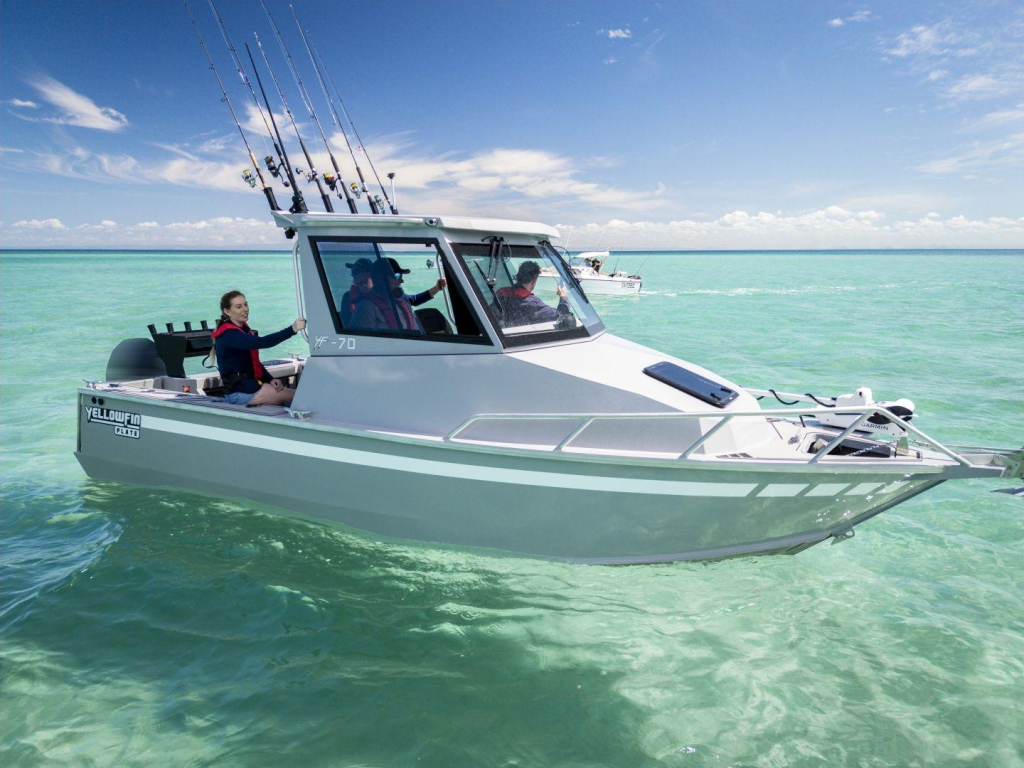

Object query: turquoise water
[2,249,1023,765]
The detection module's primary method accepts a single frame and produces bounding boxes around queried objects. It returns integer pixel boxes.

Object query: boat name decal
[313,335,356,352]
[85,405,141,439]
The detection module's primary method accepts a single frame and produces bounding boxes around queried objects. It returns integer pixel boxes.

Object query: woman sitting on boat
[212,290,305,407]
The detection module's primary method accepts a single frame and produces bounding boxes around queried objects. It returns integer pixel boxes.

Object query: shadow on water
[6,480,759,765]
[5,479,1023,765]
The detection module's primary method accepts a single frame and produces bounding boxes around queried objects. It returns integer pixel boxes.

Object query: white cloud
[0,146,25,154]
[0,217,280,248]
[963,103,1024,132]
[558,207,1024,249]
[603,57,619,65]
[24,144,253,193]
[924,69,948,82]
[828,11,870,28]
[22,75,128,131]
[4,208,1023,250]
[307,136,665,215]
[944,73,1017,101]
[887,23,958,57]
[77,220,118,231]
[240,102,296,140]
[916,131,1024,175]
[12,218,67,230]
[3,98,39,108]
[607,29,632,39]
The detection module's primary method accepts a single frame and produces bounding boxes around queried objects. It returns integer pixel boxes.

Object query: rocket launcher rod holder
[148,321,214,378]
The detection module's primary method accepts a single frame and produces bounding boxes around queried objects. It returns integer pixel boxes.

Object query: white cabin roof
[272,211,559,240]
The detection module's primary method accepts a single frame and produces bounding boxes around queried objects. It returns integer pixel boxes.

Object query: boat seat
[415,308,453,335]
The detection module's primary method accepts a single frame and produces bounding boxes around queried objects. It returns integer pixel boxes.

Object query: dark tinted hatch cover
[643,362,739,408]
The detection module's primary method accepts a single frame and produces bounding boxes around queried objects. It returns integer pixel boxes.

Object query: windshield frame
[309,235,493,345]
[448,239,604,349]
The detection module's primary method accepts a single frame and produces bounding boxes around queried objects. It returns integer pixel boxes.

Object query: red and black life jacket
[212,321,269,383]
[495,286,532,301]
[346,286,418,331]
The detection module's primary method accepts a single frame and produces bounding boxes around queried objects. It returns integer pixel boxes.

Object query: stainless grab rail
[442,403,974,467]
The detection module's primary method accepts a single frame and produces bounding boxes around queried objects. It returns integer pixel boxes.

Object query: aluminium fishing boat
[75,211,1024,563]
[537,251,642,296]
[75,3,1022,563]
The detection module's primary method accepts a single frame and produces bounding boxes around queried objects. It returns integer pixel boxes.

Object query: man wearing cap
[493,260,569,327]
[340,258,378,329]
[382,257,446,309]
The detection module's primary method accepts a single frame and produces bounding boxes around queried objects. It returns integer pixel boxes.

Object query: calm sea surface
[2,249,1023,766]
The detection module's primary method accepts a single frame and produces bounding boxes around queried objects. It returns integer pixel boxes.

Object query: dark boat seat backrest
[415,308,453,335]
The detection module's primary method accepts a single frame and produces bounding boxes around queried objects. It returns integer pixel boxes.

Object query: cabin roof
[272,211,560,239]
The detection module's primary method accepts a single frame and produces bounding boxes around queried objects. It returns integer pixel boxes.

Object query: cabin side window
[311,237,487,342]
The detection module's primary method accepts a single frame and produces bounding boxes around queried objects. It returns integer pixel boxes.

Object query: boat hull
[76,391,942,563]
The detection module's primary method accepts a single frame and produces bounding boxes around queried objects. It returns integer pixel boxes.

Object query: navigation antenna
[289,4,380,214]
[260,0,359,214]
[253,31,334,212]
[182,0,279,212]
[206,0,294,194]
[309,38,399,214]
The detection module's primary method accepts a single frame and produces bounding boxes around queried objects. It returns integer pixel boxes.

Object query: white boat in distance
[538,251,642,296]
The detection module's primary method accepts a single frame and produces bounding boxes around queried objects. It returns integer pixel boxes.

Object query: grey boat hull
[76,390,950,564]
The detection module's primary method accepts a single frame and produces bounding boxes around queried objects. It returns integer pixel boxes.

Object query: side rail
[442,403,974,467]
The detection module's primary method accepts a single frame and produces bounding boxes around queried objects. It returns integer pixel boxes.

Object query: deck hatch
[643,362,739,408]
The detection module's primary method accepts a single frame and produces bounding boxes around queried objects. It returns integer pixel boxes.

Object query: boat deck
[81,356,1018,478]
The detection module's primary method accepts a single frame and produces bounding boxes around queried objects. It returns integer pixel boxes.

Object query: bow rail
[442,398,974,467]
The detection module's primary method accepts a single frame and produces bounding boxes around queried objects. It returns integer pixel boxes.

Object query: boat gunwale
[78,385,996,478]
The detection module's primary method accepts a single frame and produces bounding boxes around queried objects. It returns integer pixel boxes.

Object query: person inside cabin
[212,290,305,407]
[340,258,376,328]
[348,258,432,334]
[492,260,569,327]
[384,257,446,308]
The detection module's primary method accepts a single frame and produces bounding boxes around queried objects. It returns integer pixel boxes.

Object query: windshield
[451,240,603,347]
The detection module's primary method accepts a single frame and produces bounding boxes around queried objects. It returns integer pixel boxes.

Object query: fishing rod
[310,38,398,214]
[244,42,306,213]
[289,5,378,215]
[253,31,334,213]
[261,0,359,214]
[182,0,279,212]
[206,0,293,194]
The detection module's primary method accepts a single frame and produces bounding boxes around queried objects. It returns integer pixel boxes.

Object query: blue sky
[1,0,1022,249]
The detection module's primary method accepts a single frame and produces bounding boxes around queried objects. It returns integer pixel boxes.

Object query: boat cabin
[99,211,779,458]
[288,211,604,357]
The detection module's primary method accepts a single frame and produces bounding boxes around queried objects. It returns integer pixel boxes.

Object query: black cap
[386,257,411,276]
[346,258,374,276]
